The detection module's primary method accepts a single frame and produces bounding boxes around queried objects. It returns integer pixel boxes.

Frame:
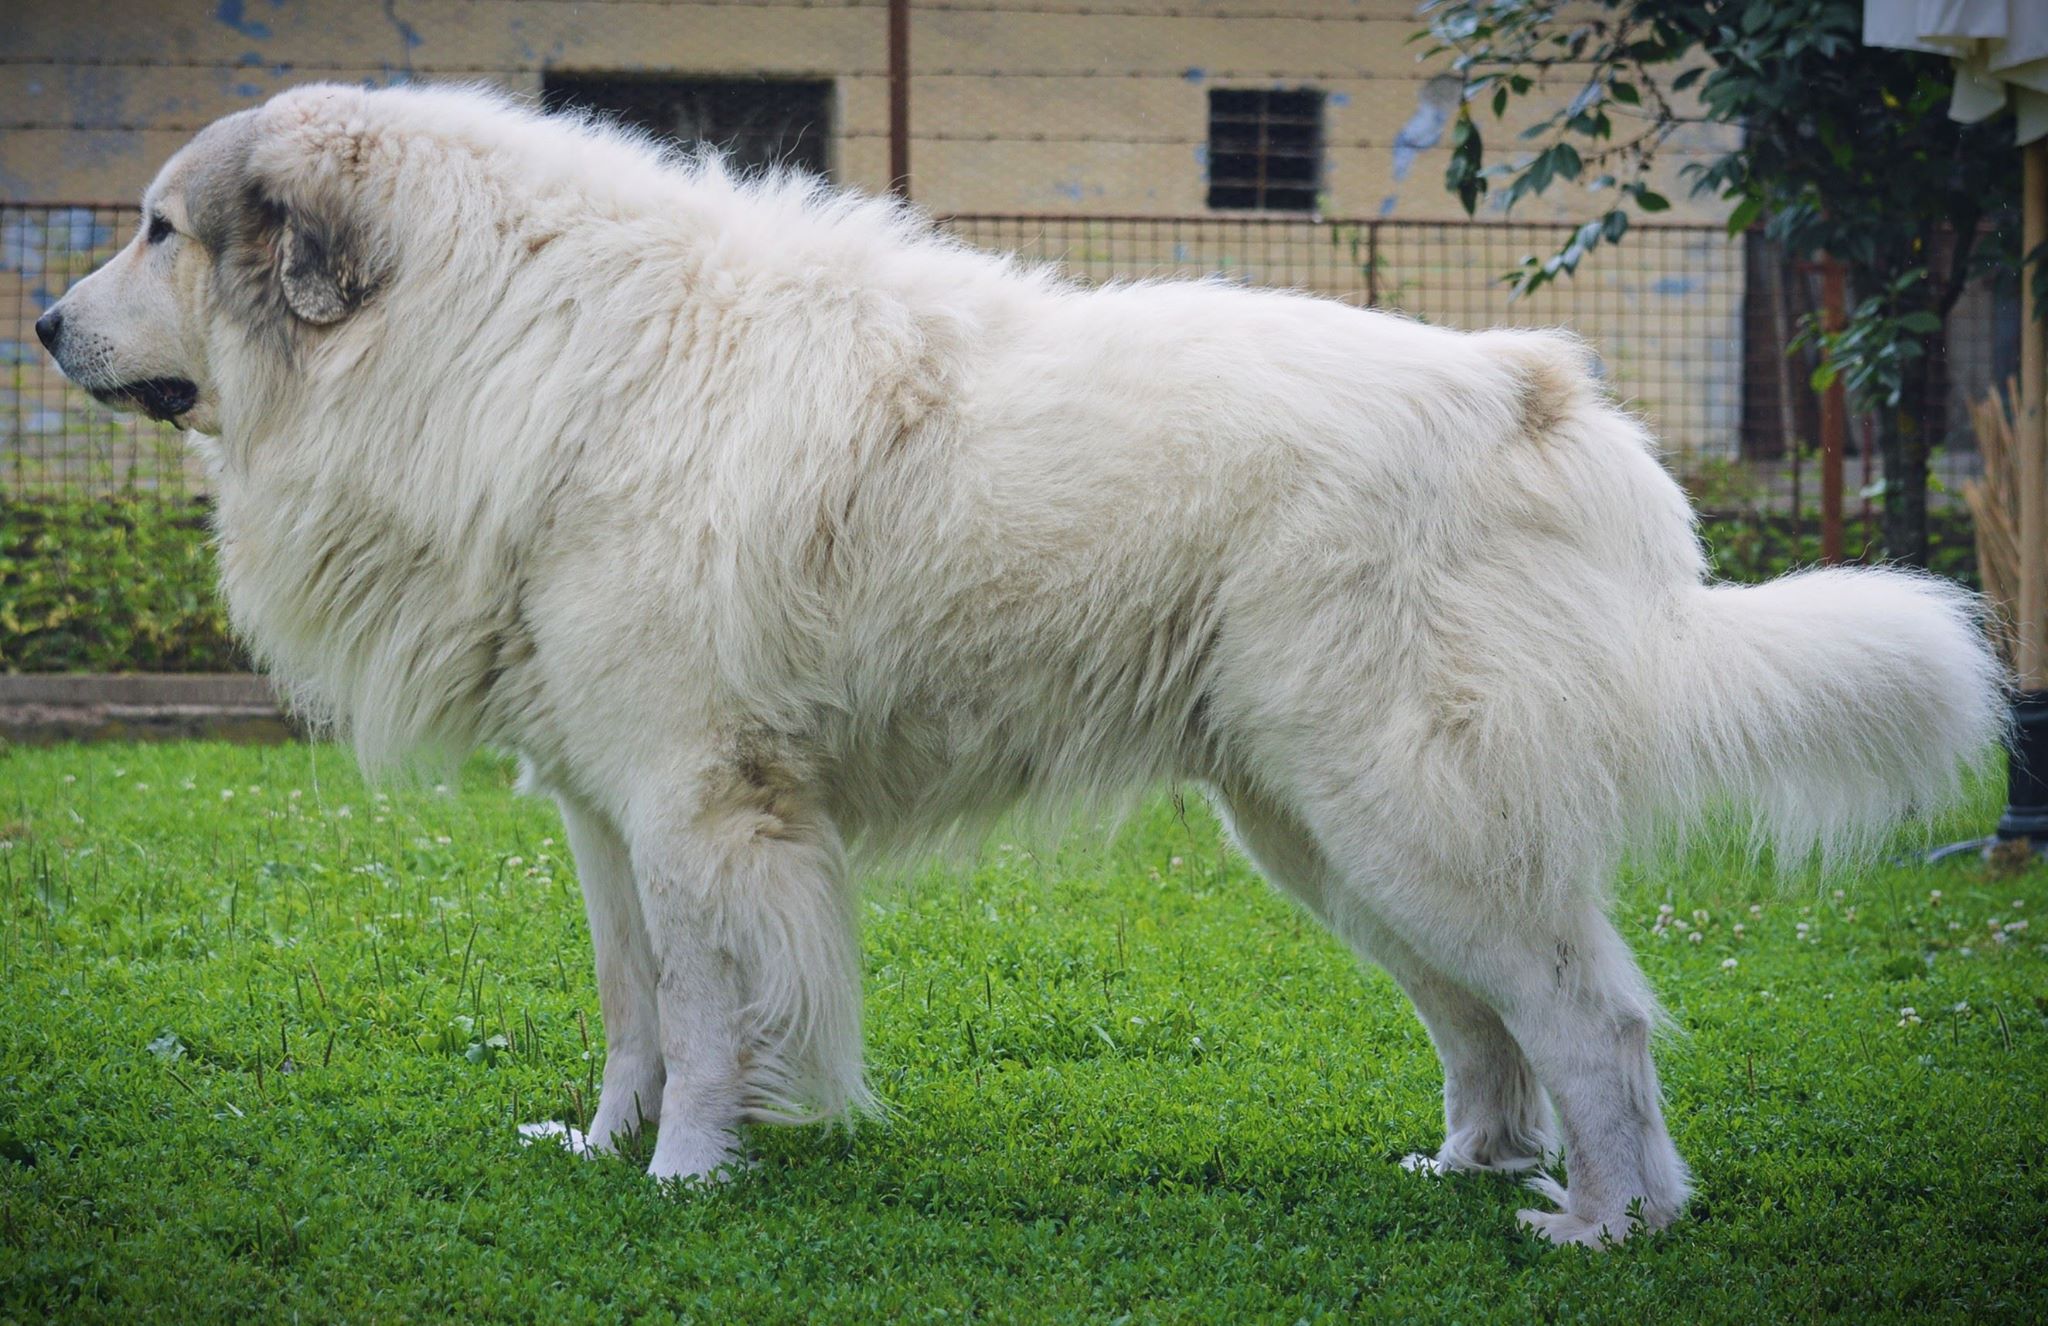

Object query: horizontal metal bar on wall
[936,213,1730,232]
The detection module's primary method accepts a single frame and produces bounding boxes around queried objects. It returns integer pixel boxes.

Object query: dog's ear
[217,99,385,329]
[276,212,376,326]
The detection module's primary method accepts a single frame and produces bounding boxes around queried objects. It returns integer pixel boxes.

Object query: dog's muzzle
[97,378,200,423]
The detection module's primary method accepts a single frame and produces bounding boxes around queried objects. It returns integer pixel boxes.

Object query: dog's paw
[517,1120,599,1156]
[1515,1174,1663,1248]
[647,1127,751,1188]
[1515,1207,1632,1248]
[1399,1146,1547,1177]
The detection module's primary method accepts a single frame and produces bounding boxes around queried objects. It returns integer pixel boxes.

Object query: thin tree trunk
[1882,333,1940,566]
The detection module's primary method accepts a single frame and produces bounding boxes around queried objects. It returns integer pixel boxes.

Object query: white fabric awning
[1865,0,2048,143]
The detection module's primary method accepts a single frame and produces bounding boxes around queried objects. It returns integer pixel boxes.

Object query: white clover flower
[1929,889,1943,905]
[1897,1007,1921,1027]
[1720,957,1738,969]
[133,782,149,792]
[435,835,452,846]
[507,856,525,868]
[219,789,234,800]
[1749,903,1763,917]
[61,775,76,785]
[1688,931,1703,945]
[1959,945,1975,957]
[289,789,302,800]
[541,837,555,848]
[1692,908,1710,925]
[1169,856,1184,869]
[2006,919,2029,934]
[335,805,353,818]
[1732,922,1746,938]
[1658,903,1676,916]
[1953,1001,1970,1015]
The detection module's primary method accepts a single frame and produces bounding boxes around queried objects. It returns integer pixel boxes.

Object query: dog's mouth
[95,377,200,423]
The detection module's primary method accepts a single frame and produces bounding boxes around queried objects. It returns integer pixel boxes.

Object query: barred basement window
[541,74,833,180]
[1206,88,1324,213]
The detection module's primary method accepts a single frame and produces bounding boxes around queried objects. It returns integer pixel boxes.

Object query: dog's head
[37,86,391,435]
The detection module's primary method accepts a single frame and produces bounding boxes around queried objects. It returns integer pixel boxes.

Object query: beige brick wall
[3,0,1737,222]
[2,1,1751,488]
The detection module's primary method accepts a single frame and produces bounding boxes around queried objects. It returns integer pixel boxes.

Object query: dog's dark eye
[146,212,175,245]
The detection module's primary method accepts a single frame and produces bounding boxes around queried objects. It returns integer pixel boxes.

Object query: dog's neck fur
[193,83,998,774]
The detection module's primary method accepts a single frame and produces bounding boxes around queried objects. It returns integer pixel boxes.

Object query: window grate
[1206,88,1323,214]
[541,74,833,180]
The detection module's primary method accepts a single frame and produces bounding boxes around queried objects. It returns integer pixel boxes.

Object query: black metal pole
[1998,692,2048,844]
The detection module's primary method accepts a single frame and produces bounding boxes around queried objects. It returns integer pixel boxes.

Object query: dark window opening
[541,74,833,180]
[1206,88,1323,213]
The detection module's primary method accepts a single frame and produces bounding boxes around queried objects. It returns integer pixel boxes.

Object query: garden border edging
[0,674,298,744]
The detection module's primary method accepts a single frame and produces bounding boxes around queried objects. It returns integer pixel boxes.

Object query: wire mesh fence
[941,214,2010,516]
[3,205,194,497]
[4,202,2009,508]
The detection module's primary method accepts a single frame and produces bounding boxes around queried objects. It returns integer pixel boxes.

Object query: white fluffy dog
[39,83,2002,1245]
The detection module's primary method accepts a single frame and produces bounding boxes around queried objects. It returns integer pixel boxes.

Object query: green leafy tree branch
[1419,0,2019,566]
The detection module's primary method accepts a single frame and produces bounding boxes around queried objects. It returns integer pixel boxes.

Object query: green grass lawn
[0,741,2044,1322]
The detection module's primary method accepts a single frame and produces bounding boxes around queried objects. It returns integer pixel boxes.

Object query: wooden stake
[1818,259,1848,566]
[887,0,911,199]
[2020,139,2047,690]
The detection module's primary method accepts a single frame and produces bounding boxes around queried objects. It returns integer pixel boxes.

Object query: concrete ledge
[0,673,299,744]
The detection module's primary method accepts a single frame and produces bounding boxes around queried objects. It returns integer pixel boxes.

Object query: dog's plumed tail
[1648,568,2004,866]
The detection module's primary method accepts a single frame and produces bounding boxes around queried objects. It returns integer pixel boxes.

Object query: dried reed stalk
[1963,379,2023,664]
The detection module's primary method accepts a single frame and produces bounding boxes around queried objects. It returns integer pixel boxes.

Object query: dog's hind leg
[1211,784,1555,1175]
[627,755,867,1183]
[556,792,665,1152]
[1332,860,1690,1246]
[1379,941,1557,1177]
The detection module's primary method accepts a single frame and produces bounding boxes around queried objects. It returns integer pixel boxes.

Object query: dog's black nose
[33,308,63,354]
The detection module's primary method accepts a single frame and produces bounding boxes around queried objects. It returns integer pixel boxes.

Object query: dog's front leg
[557,792,665,1151]
[627,754,867,1183]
